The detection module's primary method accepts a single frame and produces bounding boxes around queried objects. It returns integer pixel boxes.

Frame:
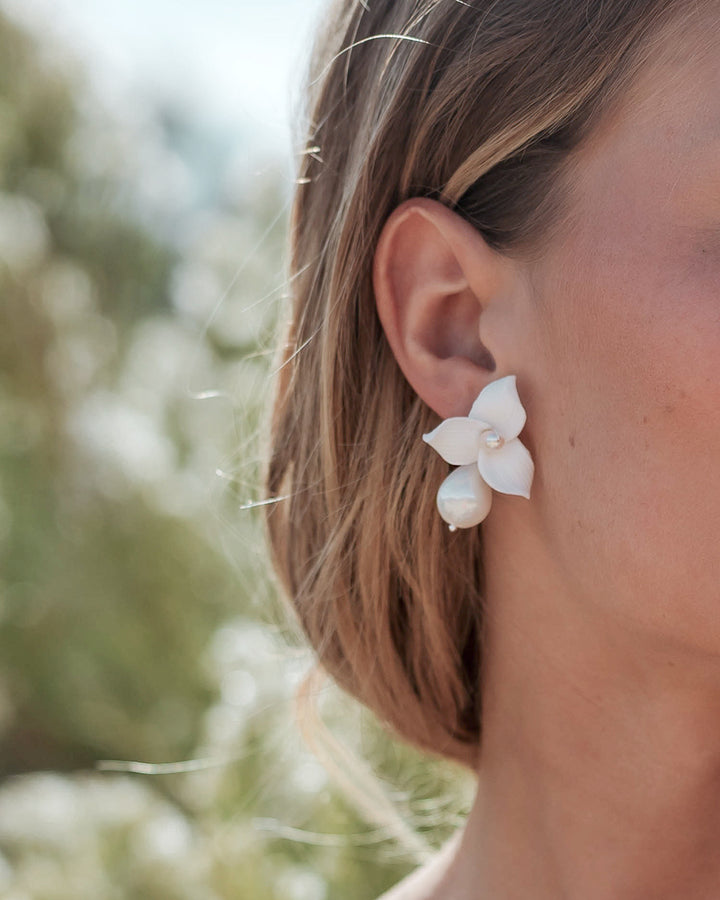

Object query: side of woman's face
[522,14,720,654]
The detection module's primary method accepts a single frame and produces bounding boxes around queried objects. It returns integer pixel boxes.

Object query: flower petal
[436,464,493,528]
[422,417,484,465]
[468,375,526,440]
[477,437,534,499]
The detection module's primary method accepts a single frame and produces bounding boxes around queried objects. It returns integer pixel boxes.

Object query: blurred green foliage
[0,10,472,900]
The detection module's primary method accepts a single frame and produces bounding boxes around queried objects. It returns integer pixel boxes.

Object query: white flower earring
[422,375,534,530]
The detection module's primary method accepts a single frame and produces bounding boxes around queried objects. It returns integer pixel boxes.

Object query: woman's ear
[372,197,524,418]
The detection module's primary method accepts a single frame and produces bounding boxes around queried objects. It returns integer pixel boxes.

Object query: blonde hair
[263,0,701,770]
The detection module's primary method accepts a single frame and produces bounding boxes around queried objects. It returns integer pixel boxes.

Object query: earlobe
[372,197,514,419]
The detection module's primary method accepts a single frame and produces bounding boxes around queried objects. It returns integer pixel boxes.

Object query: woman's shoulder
[375,832,463,900]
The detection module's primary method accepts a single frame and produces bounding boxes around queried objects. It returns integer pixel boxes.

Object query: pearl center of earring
[481,429,504,450]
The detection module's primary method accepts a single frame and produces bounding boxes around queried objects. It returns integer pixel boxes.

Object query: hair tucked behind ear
[262,0,699,768]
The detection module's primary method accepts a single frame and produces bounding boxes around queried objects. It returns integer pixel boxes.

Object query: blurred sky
[0,0,327,155]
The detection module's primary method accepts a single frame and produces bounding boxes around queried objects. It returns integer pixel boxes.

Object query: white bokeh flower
[422,375,534,528]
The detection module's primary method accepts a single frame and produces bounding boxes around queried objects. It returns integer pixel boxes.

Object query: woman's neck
[443,507,720,900]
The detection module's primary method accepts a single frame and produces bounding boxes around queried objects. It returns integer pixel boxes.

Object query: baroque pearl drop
[481,428,504,450]
[436,465,492,529]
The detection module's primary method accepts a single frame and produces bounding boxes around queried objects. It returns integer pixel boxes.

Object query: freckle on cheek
[568,434,575,448]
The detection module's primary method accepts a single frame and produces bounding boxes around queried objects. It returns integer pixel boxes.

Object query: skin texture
[373,10,720,900]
